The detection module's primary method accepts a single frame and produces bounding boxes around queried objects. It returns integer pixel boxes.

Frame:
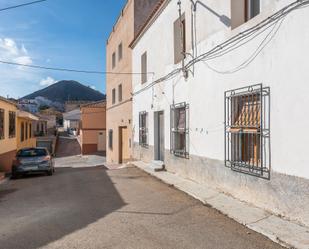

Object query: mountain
[22,80,105,103]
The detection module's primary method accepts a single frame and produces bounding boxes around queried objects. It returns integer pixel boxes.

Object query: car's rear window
[17,149,47,157]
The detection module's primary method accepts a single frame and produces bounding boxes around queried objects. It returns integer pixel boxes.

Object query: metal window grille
[0,109,4,140]
[9,111,16,138]
[224,84,270,179]
[139,111,148,147]
[170,102,189,158]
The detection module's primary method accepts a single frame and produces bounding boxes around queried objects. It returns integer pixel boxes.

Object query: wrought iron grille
[139,111,148,147]
[170,102,189,158]
[224,84,270,179]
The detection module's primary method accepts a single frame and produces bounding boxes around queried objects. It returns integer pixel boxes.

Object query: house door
[154,111,165,161]
[97,131,105,152]
[119,127,129,163]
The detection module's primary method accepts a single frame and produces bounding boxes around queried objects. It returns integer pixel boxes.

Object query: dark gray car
[12,148,55,178]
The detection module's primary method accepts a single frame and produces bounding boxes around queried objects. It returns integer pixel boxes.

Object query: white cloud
[40,76,57,87]
[91,85,96,90]
[14,56,33,65]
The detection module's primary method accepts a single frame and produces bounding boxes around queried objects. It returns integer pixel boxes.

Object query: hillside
[22,80,105,103]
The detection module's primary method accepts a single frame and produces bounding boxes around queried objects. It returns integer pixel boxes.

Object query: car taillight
[43,156,51,161]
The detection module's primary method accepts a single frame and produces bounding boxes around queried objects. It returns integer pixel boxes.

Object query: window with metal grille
[108,129,113,150]
[170,102,189,158]
[9,111,16,138]
[0,109,4,140]
[224,84,270,179]
[139,111,148,147]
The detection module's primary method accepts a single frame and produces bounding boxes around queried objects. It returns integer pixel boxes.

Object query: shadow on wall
[0,166,126,249]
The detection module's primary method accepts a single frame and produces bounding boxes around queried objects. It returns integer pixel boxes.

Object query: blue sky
[0,0,126,98]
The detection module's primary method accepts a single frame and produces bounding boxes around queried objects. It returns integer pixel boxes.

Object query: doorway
[154,111,165,161]
[119,127,129,163]
[97,131,105,152]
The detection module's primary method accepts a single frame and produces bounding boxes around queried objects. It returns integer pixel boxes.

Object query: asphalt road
[0,165,284,249]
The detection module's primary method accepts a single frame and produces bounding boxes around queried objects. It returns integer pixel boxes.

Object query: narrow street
[0,136,284,249]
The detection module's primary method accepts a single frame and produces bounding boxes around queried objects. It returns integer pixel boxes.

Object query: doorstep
[131,160,309,249]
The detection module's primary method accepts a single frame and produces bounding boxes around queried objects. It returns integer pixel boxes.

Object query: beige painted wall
[0,100,17,155]
[16,117,36,151]
[106,1,134,164]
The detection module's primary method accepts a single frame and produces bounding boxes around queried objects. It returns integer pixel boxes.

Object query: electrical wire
[0,0,46,12]
[0,60,154,75]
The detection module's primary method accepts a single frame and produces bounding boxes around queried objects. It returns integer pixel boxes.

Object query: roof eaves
[130,0,169,49]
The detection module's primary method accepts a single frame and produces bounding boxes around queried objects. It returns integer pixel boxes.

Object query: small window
[118,43,123,61]
[170,102,189,158]
[139,111,148,147]
[25,122,28,140]
[9,111,16,138]
[231,0,260,29]
[174,14,186,64]
[112,88,116,104]
[21,122,25,142]
[112,52,116,69]
[29,123,32,138]
[118,84,123,102]
[141,52,147,84]
[0,109,4,140]
[108,129,113,150]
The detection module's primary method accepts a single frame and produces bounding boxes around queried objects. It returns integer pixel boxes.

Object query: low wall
[0,150,16,173]
[133,143,309,227]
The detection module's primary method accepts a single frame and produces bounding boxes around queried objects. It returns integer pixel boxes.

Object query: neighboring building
[0,97,17,173]
[18,99,39,113]
[65,101,94,112]
[34,116,48,137]
[131,0,309,227]
[16,110,38,151]
[106,0,161,164]
[63,109,81,133]
[80,101,106,155]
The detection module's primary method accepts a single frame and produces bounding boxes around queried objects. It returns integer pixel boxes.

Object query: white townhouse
[131,0,309,227]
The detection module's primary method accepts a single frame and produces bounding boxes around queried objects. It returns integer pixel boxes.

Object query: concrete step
[149,160,165,172]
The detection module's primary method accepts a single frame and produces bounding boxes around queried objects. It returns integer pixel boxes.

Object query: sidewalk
[132,161,309,249]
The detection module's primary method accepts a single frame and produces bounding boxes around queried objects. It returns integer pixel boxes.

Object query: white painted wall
[132,0,309,179]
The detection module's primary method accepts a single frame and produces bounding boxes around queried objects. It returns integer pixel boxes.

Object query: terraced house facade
[106,0,160,164]
[131,0,309,227]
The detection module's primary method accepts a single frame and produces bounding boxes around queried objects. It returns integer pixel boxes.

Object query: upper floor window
[141,52,147,84]
[170,102,189,158]
[25,122,28,140]
[112,88,116,104]
[29,123,32,138]
[174,14,186,64]
[9,111,16,138]
[118,43,123,61]
[231,0,260,29]
[0,109,4,140]
[118,84,122,102]
[112,52,116,69]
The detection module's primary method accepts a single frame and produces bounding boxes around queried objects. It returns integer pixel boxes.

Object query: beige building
[106,0,160,164]
[80,101,106,155]
[0,97,17,173]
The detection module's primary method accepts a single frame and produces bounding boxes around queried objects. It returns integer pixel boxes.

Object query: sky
[0,0,126,98]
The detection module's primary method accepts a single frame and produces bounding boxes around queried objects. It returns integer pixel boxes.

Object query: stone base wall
[133,143,309,227]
